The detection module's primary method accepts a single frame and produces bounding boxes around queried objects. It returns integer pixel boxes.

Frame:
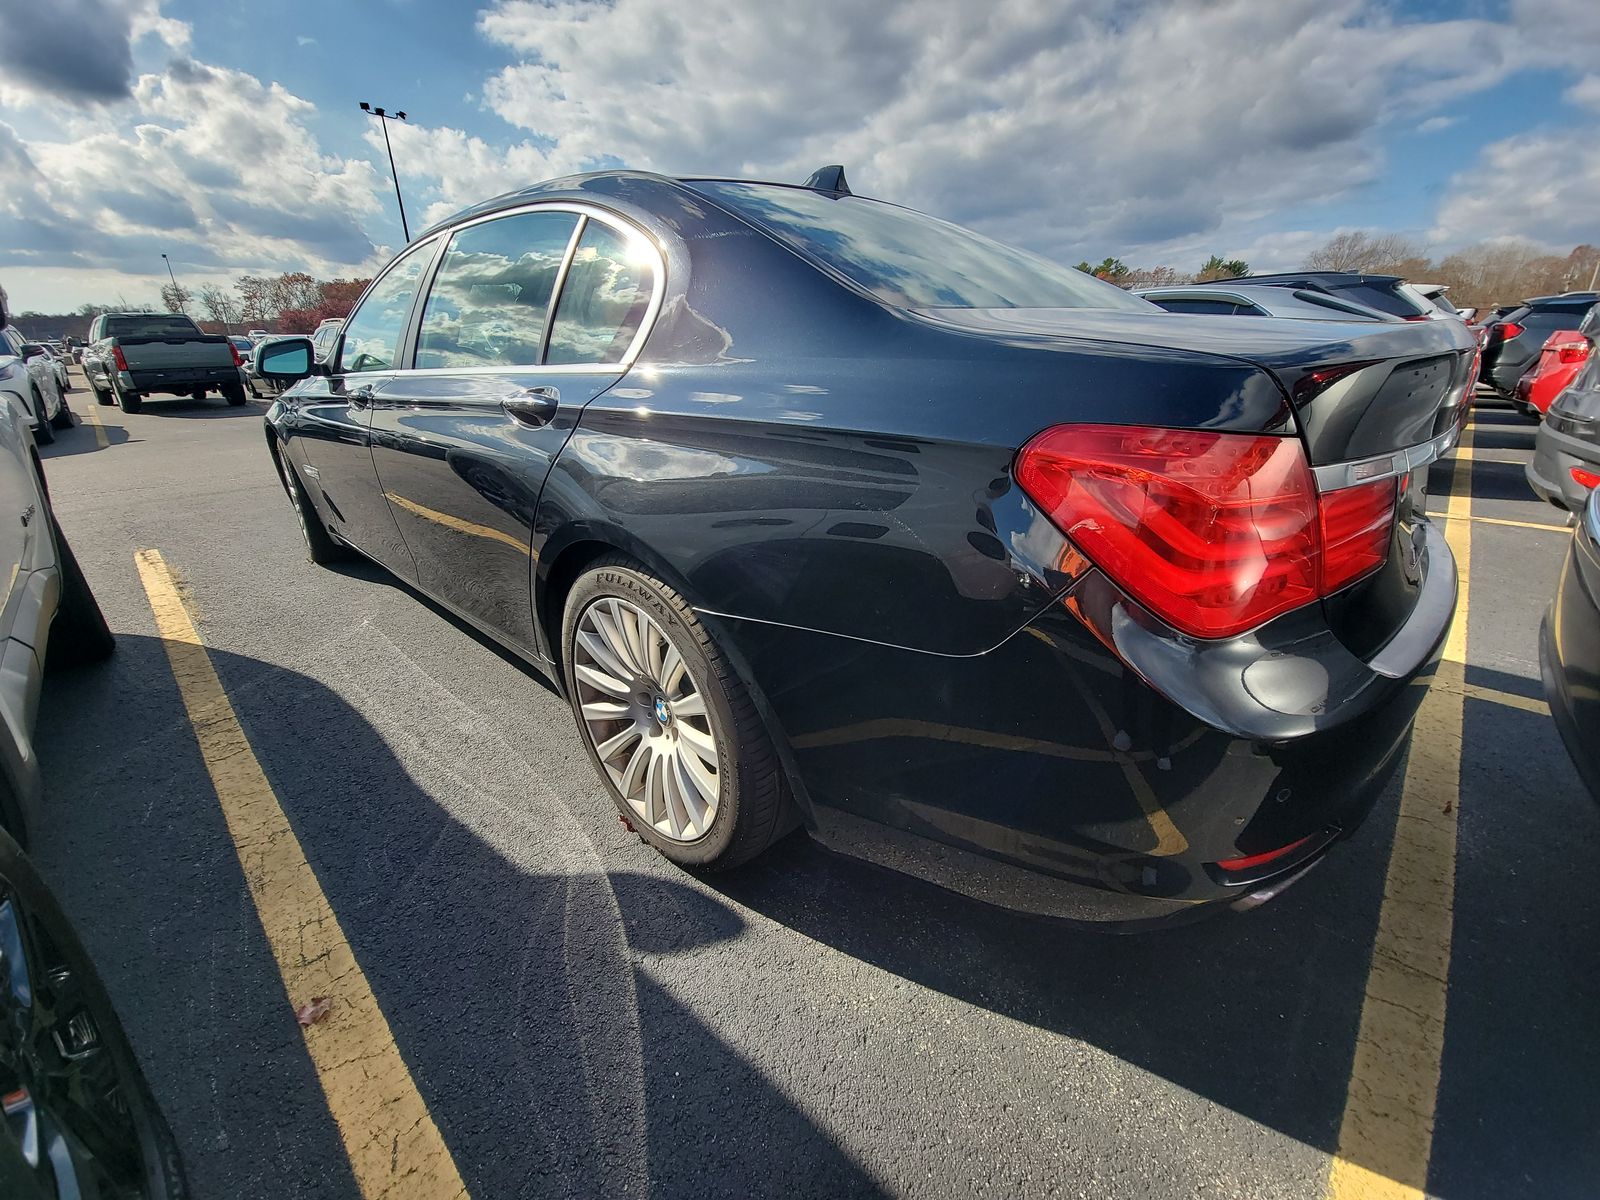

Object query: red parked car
[1515,328,1591,419]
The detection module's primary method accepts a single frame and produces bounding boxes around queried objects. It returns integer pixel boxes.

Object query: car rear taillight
[1215,833,1316,873]
[1573,467,1600,491]
[1491,322,1525,343]
[1016,424,1395,640]
[1556,342,1590,365]
[228,343,243,367]
[111,346,128,371]
[1318,477,1398,594]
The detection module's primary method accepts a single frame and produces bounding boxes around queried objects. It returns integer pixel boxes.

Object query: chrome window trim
[1310,420,1464,493]
[405,201,666,377]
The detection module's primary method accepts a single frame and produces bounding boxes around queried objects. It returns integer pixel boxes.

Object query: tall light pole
[360,101,411,243]
[160,252,186,312]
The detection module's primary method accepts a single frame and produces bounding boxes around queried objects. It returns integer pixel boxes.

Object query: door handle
[348,384,375,410]
[502,386,560,428]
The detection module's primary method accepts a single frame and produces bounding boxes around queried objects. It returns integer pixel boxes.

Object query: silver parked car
[1137,283,1398,322]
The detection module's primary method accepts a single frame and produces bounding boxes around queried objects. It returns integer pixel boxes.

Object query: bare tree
[1303,231,1427,274]
[160,281,193,314]
[198,283,242,332]
[1123,265,1191,289]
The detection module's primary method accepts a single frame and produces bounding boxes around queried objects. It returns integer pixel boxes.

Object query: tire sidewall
[562,564,742,867]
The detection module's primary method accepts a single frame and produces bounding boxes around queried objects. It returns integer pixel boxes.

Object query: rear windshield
[103,314,202,339]
[1329,283,1428,319]
[690,181,1152,312]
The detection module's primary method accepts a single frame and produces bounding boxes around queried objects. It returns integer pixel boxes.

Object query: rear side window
[692,181,1151,312]
[415,210,580,369]
[544,222,654,365]
[102,315,202,339]
[338,239,436,374]
[1148,297,1254,315]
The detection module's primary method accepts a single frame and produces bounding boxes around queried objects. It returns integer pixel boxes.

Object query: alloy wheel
[572,596,722,841]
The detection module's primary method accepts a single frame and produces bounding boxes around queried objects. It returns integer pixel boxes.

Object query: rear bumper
[722,520,1455,927]
[123,366,237,395]
[1527,422,1600,512]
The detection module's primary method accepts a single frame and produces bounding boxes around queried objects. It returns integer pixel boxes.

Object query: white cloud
[1417,116,1458,134]
[432,0,1546,269]
[1431,132,1600,249]
[1566,74,1600,113]
[0,60,386,293]
[296,35,317,47]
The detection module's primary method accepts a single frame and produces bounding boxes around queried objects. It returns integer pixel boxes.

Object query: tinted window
[1330,284,1426,319]
[102,314,202,339]
[338,240,436,374]
[1148,297,1250,315]
[416,211,579,369]
[691,181,1151,312]
[545,222,654,365]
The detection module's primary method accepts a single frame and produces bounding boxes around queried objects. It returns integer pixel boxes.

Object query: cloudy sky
[1,0,1597,312]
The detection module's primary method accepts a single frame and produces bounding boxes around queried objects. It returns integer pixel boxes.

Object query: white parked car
[0,328,68,445]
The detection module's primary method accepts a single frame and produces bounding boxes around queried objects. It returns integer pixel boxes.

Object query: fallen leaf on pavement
[296,997,333,1027]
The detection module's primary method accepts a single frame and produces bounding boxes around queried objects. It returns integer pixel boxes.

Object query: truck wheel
[93,383,114,406]
[30,390,54,445]
[48,514,114,667]
[223,381,248,407]
[117,389,142,414]
[189,387,206,402]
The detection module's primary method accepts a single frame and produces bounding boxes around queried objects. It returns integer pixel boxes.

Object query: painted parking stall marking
[134,547,470,1200]
[1327,410,1475,1199]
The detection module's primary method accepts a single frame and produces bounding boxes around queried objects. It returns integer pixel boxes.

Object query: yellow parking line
[134,548,469,1200]
[384,492,530,555]
[1431,679,1547,716]
[1424,511,1567,534]
[1328,415,1475,1199]
[81,395,109,450]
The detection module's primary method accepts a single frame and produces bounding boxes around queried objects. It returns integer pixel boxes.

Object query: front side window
[545,222,655,365]
[415,210,579,369]
[338,239,436,375]
[689,180,1151,312]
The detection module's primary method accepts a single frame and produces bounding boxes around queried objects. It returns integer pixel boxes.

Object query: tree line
[1076,236,1600,308]
[17,271,372,338]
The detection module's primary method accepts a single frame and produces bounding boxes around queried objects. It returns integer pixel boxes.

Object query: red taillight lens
[1015,425,1320,639]
[228,343,243,367]
[1495,322,1525,342]
[1017,424,1397,640]
[1573,467,1600,491]
[1318,477,1397,594]
[111,346,128,371]
[1556,343,1590,365]
[1216,833,1315,873]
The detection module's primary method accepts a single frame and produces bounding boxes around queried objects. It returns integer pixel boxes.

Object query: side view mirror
[257,337,316,384]
[20,343,45,360]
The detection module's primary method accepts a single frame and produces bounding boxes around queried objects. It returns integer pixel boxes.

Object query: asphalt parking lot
[27,365,1600,1199]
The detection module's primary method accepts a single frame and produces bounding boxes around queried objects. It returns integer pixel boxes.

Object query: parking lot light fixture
[360,101,411,243]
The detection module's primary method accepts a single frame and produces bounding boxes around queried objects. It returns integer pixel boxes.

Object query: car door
[370,206,662,656]
[292,237,441,581]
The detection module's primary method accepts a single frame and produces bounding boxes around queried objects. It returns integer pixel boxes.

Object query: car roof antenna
[803,165,851,195]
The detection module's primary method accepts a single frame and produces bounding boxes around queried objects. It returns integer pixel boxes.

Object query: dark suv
[1189,272,1437,320]
[1481,292,1600,398]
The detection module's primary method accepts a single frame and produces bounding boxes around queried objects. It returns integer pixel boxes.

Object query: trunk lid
[919,306,1479,662]
[118,335,235,372]
[913,306,1478,463]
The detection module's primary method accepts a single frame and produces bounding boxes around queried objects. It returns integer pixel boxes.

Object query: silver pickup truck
[82,312,247,413]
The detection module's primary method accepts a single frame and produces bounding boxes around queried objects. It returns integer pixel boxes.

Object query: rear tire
[50,401,73,430]
[117,389,142,414]
[276,448,345,565]
[93,383,114,406]
[49,516,114,667]
[562,557,792,870]
[223,381,248,407]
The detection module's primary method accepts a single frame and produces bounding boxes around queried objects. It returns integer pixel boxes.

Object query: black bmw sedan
[258,168,1476,925]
